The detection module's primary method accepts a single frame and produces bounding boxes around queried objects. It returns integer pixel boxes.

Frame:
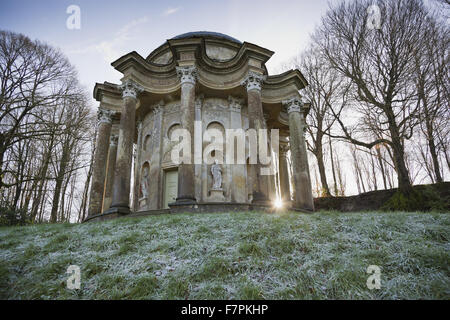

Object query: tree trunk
[426,124,443,183]
[315,139,331,196]
[376,147,388,189]
[329,137,338,196]
[386,108,413,194]
[390,137,412,194]
[50,138,73,223]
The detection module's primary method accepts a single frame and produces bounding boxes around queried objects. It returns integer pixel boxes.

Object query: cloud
[66,16,149,62]
[162,7,181,16]
[116,16,149,39]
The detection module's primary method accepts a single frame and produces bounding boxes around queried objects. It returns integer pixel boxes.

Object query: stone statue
[140,165,149,199]
[211,159,222,190]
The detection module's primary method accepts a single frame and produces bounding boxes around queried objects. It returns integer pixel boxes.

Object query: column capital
[98,108,114,124]
[152,106,163,115]
[119,79,144,100]
[110,134,119,146]
[137,120,143,133]
[151,100,165,116]
[280,142,290,155]
[241,71,266,92]
[282,97,304,115]
[176,65,197,85]
[195,94,204,110]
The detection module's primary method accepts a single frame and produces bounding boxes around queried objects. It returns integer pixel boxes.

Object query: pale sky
[0,0,334,105]
[1,0,382,197]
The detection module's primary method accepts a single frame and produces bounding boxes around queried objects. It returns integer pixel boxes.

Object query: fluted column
[279,138,291,202]
[102,134,118,211]
[148,105,164,210]
[133,121,142,211]
[242,71,269,205]
[88,108,113,217]
[264,113,276,201]
[109,80,143,214]
[283,98,314,212]
[229,96,246,203]
[172,65,197,206]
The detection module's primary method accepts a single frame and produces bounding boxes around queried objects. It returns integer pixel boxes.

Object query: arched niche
[167,123,181,139]
[204,121,225,164]
[143,134,152,152]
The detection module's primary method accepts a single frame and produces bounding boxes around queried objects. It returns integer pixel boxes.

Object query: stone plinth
[209,189,225,202]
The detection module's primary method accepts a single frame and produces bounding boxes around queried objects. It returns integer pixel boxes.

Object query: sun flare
[274,199,283,209]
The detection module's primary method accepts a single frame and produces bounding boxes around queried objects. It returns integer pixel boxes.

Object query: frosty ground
[0,211,449,299]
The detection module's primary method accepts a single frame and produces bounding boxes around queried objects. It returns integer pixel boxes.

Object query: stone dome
[171,31,242,44]
[148,31,243,64]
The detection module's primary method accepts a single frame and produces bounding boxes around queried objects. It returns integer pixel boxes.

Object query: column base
[83,206,133,223]
[169,197,198,213]
[104,205,132,215]
[251,191,271,206]
[172,196,197,205]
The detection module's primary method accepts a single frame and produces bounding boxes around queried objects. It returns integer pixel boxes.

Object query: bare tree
[285,47,350,196]
[314,0,435,195]
[0,30,95,223]
[0,30,78,187]
[414,16,449,183]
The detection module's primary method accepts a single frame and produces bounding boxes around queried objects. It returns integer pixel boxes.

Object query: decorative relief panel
[164,103,181,115]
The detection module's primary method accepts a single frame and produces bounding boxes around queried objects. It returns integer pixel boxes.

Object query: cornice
[99,37,309,106]
[93,82,121,101]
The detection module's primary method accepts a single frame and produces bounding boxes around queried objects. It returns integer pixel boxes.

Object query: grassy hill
[0,210,449,299]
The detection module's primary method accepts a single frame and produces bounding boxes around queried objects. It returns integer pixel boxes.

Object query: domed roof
[171,31,242,44]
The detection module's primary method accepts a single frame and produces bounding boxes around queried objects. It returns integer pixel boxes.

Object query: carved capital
[98,108,114,124]
[280,142,290,155]
[119,80,144,100]
[282,97,303,115]
[241,71,266,92]
[151,106,161,116]
[176,65,197,85]
[110,134,119,147]
[195,94,204,110]
[228,96,243,112]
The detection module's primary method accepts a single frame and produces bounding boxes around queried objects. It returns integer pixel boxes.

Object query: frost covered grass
[0,210,449,299]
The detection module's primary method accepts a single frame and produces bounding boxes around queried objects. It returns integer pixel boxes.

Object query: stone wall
[135,96,261,211]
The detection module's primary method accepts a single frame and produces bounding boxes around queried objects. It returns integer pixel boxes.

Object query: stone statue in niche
[211,159,222,190]
[140,165,149,199]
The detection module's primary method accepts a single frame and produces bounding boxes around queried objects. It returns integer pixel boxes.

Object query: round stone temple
[87,30,314,221]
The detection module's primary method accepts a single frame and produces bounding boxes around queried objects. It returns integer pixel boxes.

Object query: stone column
[242,71,269,205]
[263,113,276,201]
[102,134,118,211]
[108,80,143,215]
[172,65,197,207]
[88,108,113,217]
[279,138,291,202]
[148,104,164,210]
[194,95,203,203]
[229,96,246,203]
[133,121,142,211]
[284,98,314,212]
